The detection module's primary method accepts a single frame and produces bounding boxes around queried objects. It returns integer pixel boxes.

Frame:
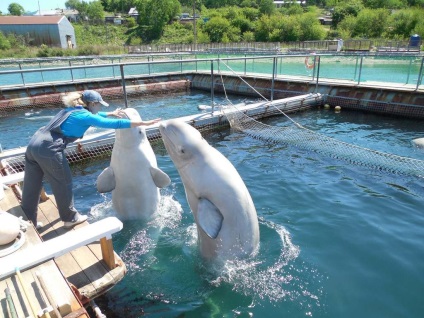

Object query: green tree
[100,0,137,13]
[203,16,231,42]
[86,1,105,20]
[407,0,424,6]
[362,0,407,9]
[352,8,389,38]
[0,31,11,50]
[282,4,304,15]
[336,15,356,38]
[242,31,255,41]
[65,0,81,10]
[66,0,105,20]
[258,0,275,16]
[254,15,274,41]
[384,8,423,39]
[241,7,260,21]
[331,0,364,29]
[298,12,326,40]
[271,15,301,42]
[137,0,181,41]
[231,16,254,34]
[240,0,258,8]
[8,3,25,16]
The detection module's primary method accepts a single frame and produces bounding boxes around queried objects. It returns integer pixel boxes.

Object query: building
[128,8,139,18]
[273,1,306,7]
[26,8,80,22]
[0,16,76,49]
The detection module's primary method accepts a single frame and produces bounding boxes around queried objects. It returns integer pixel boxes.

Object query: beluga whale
[159,119,260,262]
[96,108,171,220]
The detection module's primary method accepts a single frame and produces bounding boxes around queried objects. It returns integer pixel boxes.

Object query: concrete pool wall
[1,71,422,118]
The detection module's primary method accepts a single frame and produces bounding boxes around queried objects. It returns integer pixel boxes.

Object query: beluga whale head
[159,119,260,262]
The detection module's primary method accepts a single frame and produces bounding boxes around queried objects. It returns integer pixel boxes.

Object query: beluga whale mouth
[159,119,260,262]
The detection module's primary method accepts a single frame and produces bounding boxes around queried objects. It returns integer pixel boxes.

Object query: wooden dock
[0,173,126,317]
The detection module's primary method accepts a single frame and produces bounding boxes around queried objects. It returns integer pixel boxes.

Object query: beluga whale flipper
[96,108,171,220]
[159,119,259,261]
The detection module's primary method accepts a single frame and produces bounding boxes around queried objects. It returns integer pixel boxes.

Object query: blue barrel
[410,34,420,47]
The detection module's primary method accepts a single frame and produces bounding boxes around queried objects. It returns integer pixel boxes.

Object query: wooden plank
[0,172,25,185]
[37,197,96,297]
[6,276,30,318]
[54,253,95,299]
[0,279,11,318]
[17,268,41,317]
[34,262,77,316]
[0,217,122,279]
[0,187,24,219]
[69,245,114,296]
[86,242,127,284]
[100,237,116,270]
[38,196,121,298]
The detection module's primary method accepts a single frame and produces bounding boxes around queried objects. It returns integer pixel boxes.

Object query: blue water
[2,92,424,317]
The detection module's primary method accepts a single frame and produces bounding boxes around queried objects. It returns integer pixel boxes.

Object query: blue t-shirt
[60,106,131,138]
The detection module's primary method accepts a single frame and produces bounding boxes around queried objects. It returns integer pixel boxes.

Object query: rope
[219,59,303,128]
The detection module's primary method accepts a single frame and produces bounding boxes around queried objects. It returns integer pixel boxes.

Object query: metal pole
[69,61,74,82]
[193,0,197,52]
[39,62,45,82]
[148,56,151,75]
[354,55,359,80]
[120,64,128,108]
[211,61,214,111]
[357,56,364,85]
[19,63,25,86]
[315,56,321,93]
[271,57,277,101]
[405,58,412,85]
[244,54,247,75]
[416,57,424,91]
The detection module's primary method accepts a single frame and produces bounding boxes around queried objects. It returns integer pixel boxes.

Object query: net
[218,61,424,178]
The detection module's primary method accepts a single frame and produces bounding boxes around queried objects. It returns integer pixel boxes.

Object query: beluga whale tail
[159,119,260,262]
[96,108,171,220]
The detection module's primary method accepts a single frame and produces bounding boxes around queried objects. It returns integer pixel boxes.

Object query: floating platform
[0,173,126,317]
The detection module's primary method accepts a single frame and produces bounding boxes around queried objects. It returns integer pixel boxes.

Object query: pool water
[2,92,424,318]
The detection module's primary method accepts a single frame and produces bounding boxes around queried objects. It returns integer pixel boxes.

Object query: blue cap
[82,90,109,106]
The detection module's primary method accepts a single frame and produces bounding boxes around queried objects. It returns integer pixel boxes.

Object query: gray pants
[21,129,78,225]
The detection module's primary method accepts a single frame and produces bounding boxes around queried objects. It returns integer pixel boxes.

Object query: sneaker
[36,222,43,230]
[63,214,88,229]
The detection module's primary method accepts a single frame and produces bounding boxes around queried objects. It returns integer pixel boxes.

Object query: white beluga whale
[159,119,259,261]
[96,108,171,220]
[412,137,424,149]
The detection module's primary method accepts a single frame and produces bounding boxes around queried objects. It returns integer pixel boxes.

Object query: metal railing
[0,54,423,97]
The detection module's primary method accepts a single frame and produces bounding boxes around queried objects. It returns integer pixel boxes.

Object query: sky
[0,1,94,14]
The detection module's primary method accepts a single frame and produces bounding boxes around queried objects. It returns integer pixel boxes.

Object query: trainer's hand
[108,108,125,118]
[146,118,161,125]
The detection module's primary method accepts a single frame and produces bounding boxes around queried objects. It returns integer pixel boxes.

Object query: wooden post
[100,237,116,269]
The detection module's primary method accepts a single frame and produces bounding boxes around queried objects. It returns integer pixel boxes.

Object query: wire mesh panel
[223,101,424,178]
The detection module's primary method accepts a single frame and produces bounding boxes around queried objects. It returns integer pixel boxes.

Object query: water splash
[205,220,321,307]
